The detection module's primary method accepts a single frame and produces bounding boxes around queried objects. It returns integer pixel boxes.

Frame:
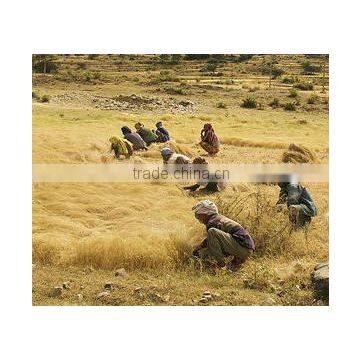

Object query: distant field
[32,54,329,305]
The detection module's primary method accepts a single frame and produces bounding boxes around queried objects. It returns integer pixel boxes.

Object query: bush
[301,61,321,74]
[163,86,188,95]
[149,71,179,84]
[237,54,254,62]
[260,65,284,78]
[269,98,280,108]
[88,54,99,60]
[40,94,50,103]
[284,102,296,111]
[242,96,257,109]
[288,89,298,98]
[201,63,218,73]
[282,76,298,84]
[32,91,39,99]
[307,93,319,104]
[184,54,211,60]
[170,54,182,64]
[216,101,227,109]
[294,82,314,91]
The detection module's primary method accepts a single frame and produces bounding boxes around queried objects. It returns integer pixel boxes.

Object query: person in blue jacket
[154,121,170,142]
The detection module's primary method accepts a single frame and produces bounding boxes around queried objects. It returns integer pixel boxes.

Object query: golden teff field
[32,54,329,306]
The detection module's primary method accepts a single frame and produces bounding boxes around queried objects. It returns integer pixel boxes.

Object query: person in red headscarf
[199,123,220,155]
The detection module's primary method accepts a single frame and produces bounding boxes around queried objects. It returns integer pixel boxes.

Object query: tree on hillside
[32,54,58,74]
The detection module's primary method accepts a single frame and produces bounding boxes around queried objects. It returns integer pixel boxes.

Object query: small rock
[49,287,63,298]
[104,282,113,291]
[311,262,329,302]
[62,282,70,290]
[115,268,127,277]
[80,285,85,290]
[97,291,110,299]
[198,297,209,304]
[76,294,83,301]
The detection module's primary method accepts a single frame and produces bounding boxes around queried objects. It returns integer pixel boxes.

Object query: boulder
[311,262,329,302]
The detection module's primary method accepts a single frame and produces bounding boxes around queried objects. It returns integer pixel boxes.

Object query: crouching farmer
[277,181,317,227]
[192,200,255,271]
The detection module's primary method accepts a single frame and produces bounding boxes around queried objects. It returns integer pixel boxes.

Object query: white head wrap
[192,200,218,216]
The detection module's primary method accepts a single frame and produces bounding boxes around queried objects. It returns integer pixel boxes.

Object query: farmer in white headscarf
[160,147,190,165]
[192,200,255,271]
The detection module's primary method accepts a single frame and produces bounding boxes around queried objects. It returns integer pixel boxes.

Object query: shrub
[284,102,296,111]
[170,54,182,64]
[40,94,50,103]
[201,63,218,73]
[149,71,179,84]
[237,54,254,62]
[301,61,321,74]
[32,91,39,99]
[184,54,211,60]
[288,89,298,98]
[307,93,319,104]
[294,82,314,91]
[216,101,227,109]
[282,76,298,84]
[242,96,257,109]
[163,86,188,95]
[260,65,284,78]
[88,54,99,60]
[269,98,280,108]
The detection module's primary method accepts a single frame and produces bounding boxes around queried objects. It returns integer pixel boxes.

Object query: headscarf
[160,147,173,157]
[192,200,218,216]
[121,126,132,135]
[135,122,144,131]
[201,123,218,146]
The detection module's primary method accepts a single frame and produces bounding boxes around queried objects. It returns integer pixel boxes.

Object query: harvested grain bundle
[282,150,311,163]
[150,140,195,157]
[288,143,316,161]
[222,137,287,150]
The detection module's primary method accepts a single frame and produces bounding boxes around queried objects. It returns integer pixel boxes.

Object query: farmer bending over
[199,123,220,156]
[109,136,133,159]
[135,122,158,146]
[277,180,317,227]
[192,200,255,271]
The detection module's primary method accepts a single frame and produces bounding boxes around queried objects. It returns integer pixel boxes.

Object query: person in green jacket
[135,122,158,146]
